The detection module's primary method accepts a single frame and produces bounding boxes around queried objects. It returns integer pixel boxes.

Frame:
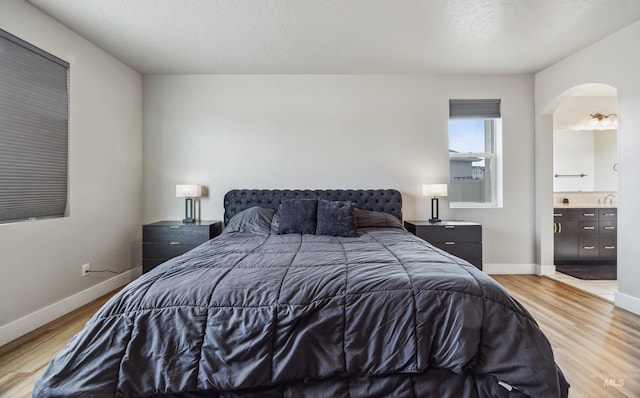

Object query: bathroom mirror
[553,129,617,192]
[552,88,618,192]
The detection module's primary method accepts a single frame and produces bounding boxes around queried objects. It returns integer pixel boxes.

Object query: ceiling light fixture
[589,113,617,128]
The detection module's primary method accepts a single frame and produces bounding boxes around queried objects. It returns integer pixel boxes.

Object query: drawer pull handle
[444,226,455,229]
[445,242,456,245]
[583,213,595,217]
[554,213,562,217]
[604,246,616,250]
[603,226,616,230]
[582,226,595,230]
[170,241,181,245]
[583,246,595,250]
[603,213,615,216]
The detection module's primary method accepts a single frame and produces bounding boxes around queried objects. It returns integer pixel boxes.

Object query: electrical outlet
[82,263,90,277]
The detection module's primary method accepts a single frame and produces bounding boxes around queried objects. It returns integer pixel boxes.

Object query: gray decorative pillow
[353,207,403,229]
[277,199,318,234]
[316,199,357,237]
[223,206,275,235]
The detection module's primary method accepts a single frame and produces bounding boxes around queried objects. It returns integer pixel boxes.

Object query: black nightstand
[404,220,483,270]
[142,220,223,273]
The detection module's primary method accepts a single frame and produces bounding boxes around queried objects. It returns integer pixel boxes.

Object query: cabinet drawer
[415,225,481,243]
[579,235,599,260]
[143,226,211,244]
[578,209,598,221]
[599,235,617,260]
[143,242,201,259]
[432,242,482,260]
[599,221,617,234]
[599,209,617,220]
[579,221,598,235]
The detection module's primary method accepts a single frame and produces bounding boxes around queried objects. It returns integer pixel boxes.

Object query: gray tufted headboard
[223,189,402,225]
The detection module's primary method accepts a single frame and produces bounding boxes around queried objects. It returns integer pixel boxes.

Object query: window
[448,99,502,207]
[0,29,69,223]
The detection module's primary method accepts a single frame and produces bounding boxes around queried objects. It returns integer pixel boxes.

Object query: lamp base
[429,197,441,223]
[183,197,196,224]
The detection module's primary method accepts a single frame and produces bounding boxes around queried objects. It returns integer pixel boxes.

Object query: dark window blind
[449,99,501,119]
[0,29,69,223]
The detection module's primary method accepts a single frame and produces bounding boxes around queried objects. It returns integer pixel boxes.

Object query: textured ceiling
[25,0,640,75]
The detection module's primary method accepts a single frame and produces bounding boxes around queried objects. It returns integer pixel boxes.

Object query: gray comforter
[34,207,569,397]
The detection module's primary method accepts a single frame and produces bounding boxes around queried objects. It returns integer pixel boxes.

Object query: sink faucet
[603,194,616,204]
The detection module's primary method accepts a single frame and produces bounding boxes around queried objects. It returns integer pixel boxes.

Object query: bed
[34,189,569,397]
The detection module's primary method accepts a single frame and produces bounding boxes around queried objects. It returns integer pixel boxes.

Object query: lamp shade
[176,184,203,198]
[422,183,448,197]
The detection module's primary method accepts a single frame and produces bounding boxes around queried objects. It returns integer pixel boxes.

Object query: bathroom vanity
[553,206,617,264]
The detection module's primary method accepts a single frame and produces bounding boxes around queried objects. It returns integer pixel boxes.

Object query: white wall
[0,0,143,344]
[536,20,640,315]
[143,74,535,270]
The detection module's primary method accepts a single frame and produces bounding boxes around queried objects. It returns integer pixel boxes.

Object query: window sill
[450,203,502,209]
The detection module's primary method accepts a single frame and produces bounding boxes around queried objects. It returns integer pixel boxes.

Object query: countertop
[554,203,617,208]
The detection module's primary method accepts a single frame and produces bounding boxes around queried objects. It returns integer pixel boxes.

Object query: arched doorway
[542,83,618,300]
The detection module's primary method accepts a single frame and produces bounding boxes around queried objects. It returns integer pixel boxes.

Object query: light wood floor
[1,276,639,397]
[0,289,120,397]
[493,275,640,398]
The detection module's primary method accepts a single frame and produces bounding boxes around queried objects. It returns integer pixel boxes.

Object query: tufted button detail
[223,189,402,224]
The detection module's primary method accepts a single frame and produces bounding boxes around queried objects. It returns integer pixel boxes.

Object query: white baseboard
[483,263,537,274]
[0,268,137,347]
[614,291,640,316]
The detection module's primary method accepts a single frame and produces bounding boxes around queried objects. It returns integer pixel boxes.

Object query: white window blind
[0,29,69,223]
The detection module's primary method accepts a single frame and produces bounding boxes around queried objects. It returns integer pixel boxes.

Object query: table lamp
[176,184,202,223]
[422,183,448,223]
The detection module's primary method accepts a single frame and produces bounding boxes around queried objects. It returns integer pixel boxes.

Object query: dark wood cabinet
[142,220,223,273]
[554,208,616,264]
[598,208,618,261]
[553,209,579,262]
[404,221,482,270]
